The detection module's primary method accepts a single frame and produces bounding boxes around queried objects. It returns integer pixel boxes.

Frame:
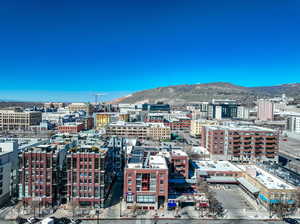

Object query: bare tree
[69,200,78,218]
[29,200,39,218]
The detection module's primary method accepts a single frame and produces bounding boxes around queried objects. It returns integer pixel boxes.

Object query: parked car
[283,218,299,224]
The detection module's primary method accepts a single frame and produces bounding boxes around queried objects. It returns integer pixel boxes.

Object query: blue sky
[0,0,299,102]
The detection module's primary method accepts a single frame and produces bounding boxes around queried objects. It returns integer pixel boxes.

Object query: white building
[0,141,18,205]
[287,115,300,133]
[237,106,249,120]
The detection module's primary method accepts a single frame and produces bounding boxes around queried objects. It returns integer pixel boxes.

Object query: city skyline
[0,0,299,101]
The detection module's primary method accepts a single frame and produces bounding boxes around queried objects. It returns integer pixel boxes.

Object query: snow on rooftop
[192,146,210,155]
[172,149,187,157]
[207,125,275,132]
[149,155,167,169]
[196,160,241,172]
[238,165,296,190]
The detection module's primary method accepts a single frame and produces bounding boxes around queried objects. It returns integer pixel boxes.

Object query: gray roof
[206,176,237,183]
[237,177,260,194]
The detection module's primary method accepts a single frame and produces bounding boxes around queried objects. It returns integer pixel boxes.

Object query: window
[137,195,155,203]
[127,195,133,202]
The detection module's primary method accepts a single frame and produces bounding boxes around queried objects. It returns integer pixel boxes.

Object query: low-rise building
[0,108,42,131]
[0,151,13,205]
[68,103,94,115]
[201,125,279,163]
[106,122,148,139]
[106,121,170,140]
[18,142,73,207]
[94,112,118,129]
[194,160,242,179]
[58,122,84,134]
[238,165,297,208]
[123,147,168,210]
[66,144,115,208]
[170,150,189,179]
[147,123,171,140]
[190,119,218,137]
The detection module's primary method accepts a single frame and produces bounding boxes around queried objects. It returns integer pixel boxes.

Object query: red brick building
[201,125,279,163]
[165,118,191,130]
[170,150,189,179]
[66,145,114,208]
[18,143,70,207]
[58,122,84,133]
[123,147,168,210]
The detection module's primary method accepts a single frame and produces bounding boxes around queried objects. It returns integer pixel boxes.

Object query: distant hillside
[112,82,300,105]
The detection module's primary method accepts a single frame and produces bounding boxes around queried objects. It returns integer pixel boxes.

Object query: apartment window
[137,195,155,203]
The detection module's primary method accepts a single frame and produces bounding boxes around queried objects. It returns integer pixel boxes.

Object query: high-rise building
[257,100,274,121]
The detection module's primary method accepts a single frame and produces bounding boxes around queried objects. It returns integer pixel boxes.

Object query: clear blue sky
[0,0,299,101]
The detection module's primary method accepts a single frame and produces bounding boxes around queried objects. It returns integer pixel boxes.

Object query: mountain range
[112,82,300,105]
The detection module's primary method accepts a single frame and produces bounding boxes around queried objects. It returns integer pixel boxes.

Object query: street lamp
[120,196,123,217]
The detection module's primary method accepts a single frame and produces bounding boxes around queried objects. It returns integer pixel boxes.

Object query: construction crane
[93,93,106,106]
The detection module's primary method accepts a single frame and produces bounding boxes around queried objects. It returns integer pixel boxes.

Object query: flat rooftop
[108,121,148,127]
[149,155,167,169]
[238,165,296,190]
[172,149,187,157]
[127,147,168,169]
[61,122,83,126]
[196,160,241,172]
[192,146,210,155]
[206,125,276,132]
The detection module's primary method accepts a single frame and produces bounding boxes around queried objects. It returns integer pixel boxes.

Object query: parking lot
[210,185,268,219]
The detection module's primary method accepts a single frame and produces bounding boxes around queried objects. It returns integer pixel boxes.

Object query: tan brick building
[0,108,42,131]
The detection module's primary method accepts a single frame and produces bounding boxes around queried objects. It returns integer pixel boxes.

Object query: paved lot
[279,133,300,158]
[211,185,268,219]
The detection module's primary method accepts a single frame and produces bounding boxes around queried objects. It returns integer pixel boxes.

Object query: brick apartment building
[66,145,115,208]
[18,142,73,207]
[165,118,191,130]
[123,147,168,210]
[201,125,279,163]
[170,150,189,179]
[58,122,84,134]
